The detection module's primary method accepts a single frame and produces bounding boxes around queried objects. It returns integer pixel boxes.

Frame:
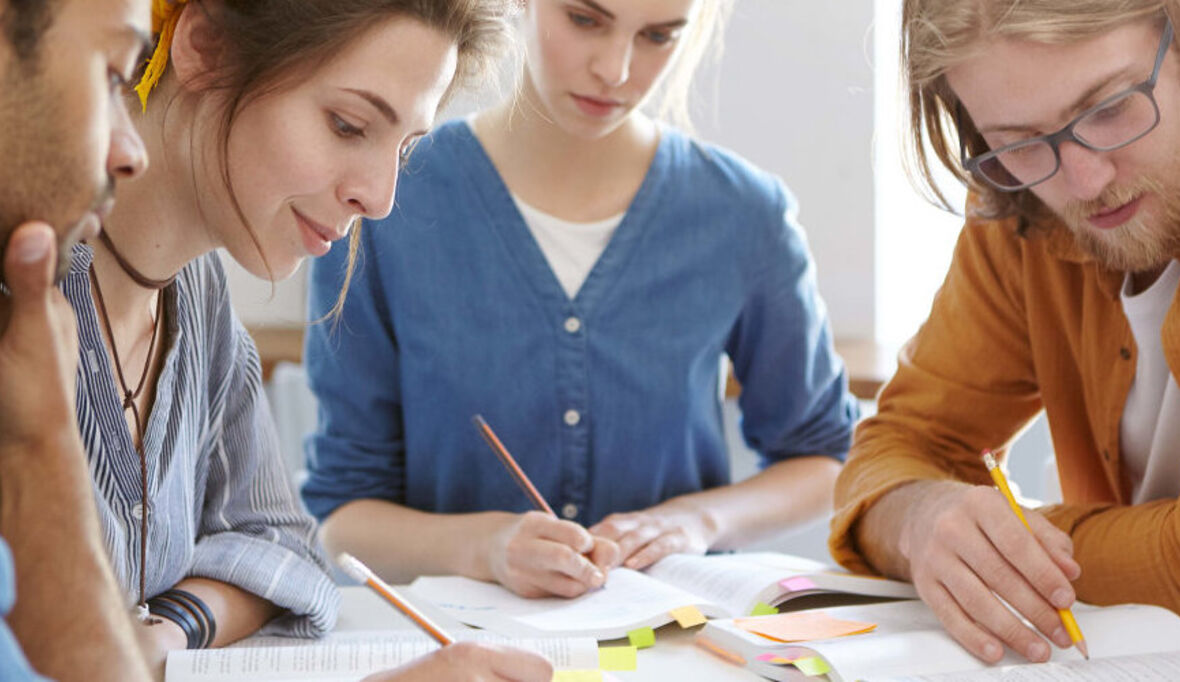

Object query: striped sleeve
[188,314,339,637]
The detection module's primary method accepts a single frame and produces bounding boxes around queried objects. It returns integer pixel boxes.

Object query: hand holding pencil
[473,415,620,599]
[339,553,554,682]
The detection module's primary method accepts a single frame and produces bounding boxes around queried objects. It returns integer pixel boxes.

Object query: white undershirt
[1119,258,1180,504]
[512,194,625,300]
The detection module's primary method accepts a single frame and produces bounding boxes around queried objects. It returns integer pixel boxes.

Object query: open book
[696,600,1180,681]
[164,630,599,682]
[408,552,916,640]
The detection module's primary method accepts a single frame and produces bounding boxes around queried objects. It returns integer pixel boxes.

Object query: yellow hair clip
[133,0,190,112]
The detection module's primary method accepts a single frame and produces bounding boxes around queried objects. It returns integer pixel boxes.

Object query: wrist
[463,511,516,581]
[654,497,722,548]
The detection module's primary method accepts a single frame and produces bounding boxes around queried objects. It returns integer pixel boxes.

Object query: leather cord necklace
[89,231,174,621]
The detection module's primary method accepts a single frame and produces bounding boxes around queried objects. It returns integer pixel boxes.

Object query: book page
[808,602,1180,682]
[410,568,723,639]
[166,631,599,682]
[869,650,1180,681]
[646,554,795,616]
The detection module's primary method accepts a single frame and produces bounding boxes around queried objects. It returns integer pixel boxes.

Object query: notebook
[164,630,599,682]
[408,552,917,640]
[695,600,1180,681]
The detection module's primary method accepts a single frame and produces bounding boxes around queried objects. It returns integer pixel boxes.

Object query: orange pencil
[982,450,1089,659]
[337,553,454,646]
[472,414,556,517]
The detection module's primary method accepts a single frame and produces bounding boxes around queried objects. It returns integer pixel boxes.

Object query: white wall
[225,1,878,340]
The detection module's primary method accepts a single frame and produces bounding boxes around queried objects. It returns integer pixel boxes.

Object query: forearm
[1,434,152,681]
[171,577,282,647]
[321,499,512,584]
[662,456,842,551]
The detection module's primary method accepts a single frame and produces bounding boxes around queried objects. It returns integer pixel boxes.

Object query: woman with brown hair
[67,0,551,678]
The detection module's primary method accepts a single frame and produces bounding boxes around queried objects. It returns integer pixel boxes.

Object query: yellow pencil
[982,450,1088,660]
[337,553,455,646]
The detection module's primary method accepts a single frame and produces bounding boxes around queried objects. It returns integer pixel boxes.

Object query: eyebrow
[977,66,1138,135]
[572,0,688,30]
[342,88,400,126]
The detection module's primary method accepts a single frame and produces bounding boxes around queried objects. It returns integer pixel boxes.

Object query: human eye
[108,69,130,95]
[642,28,680,46]
[568,11,599,29]
[1086,94,1134,125]
[329,112,365,139]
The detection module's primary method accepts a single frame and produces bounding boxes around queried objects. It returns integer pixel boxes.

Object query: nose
[590,35,633,89]
[339,156,399,220]
[107,98,148,180]
[1056,141,1116,202]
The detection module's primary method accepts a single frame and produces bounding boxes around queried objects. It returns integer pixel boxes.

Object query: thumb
[4,222,57,307]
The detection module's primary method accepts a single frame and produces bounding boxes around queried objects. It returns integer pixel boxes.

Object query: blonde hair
[652,0,734,131]
[901,0,1177,227]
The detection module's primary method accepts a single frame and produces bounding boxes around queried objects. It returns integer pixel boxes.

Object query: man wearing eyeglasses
[829,0,1180,667]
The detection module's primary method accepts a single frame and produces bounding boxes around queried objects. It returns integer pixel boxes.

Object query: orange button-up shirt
[830,202,1180,613]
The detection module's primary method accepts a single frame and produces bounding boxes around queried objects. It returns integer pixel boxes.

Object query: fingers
[920,578,1006,664]
[483,644,555,682]
[498,513,605,597]
[1025,511,1081,580]
[588,536,621,572]
[623,529,688,570]
[4,222,56,306]
[979,504,1076,610]
[593,514,663,562]
[529,512,593,553]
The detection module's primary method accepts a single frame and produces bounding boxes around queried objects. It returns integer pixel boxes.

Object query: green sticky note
[598,645,638,671]
[794,656,832,676]
[627,626,656,649]
[750,601,779,616]
[551,671,603,682]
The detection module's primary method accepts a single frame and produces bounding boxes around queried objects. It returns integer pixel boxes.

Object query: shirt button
[564,317,582,334]
[561,503,579,520]
[1120,347,1132,360]
[563,409,581,426]
[131,503,146,520]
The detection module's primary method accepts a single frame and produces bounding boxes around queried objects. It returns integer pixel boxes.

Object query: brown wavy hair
[140,0,515,317]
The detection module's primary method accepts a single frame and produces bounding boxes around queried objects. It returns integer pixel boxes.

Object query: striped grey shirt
[64,245,338,638]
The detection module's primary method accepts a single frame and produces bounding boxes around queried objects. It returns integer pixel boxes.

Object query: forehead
[567,0,703,23]
[55,0,150,40]
[297,16,458,129]
[947,20,1162,129]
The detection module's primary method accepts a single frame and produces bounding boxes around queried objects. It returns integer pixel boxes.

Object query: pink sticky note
[779,577,818,592]
[756,653,795,665]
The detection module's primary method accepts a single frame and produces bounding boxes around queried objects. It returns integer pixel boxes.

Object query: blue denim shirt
[302,122,857,526]
[0,537,50,681]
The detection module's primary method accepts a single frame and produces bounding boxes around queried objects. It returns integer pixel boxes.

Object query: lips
[293,207,348,258]
[571,93,623,118]
[1087,196,1143,231]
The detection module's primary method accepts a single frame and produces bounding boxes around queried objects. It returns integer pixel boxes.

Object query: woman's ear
[169,2,226,92]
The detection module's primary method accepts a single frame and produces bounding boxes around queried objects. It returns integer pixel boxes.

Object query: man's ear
[169,2,226,92]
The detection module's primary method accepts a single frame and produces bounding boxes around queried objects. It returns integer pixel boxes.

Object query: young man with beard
[0,0,153,679]
[829,0,1180,669]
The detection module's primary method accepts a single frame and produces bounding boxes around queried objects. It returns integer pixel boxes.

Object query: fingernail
[1051,588,1073,609]
[591,570,604,585]
[1053,627,1070,648]
[1028,641,1049,662]
[14,228,50,263]
[983,642,1002,661]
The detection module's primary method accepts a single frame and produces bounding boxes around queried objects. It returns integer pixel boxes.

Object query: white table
[335,586,763,680]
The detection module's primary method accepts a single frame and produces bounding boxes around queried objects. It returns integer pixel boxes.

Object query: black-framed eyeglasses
[961,18,1174,192]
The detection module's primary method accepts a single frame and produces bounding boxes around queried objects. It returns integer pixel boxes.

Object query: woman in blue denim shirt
[304,0,859,599]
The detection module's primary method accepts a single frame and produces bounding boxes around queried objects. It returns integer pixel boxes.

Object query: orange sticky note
[668,604,707,628]
[734,611,876,643]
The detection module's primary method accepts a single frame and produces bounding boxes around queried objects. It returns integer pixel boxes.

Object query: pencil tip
[1076,639,1089,660]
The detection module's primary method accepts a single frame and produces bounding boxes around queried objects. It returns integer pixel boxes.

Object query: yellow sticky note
[598,645,638,671]
[627,626,656,649]
[749,601,779,616]
[734,611,877,643]
[552,672,603,682]
[794,656,832,676]
[668,604,707,628]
